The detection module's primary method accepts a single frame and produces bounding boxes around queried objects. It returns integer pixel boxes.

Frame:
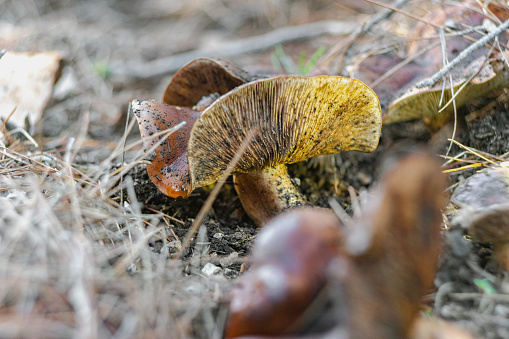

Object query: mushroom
[224,207,346,338]
[133,63,381,225]
[451,165,509,271]
[187,75,381,225]
[349,1,509,129]
[132,58,252,198]
[383,53,509,126]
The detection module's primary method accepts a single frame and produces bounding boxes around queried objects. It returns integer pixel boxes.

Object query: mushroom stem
[233,164,306,226]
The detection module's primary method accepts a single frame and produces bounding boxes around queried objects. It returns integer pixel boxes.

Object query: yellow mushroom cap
[187,75,382,189]
[384,54,509,125]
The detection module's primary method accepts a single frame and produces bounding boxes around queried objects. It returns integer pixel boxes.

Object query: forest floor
[1,0,509,338]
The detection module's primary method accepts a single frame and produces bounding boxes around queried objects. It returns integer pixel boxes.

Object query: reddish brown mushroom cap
[225,207,345,338]
[131,100,200,198]
[162,58,251,107]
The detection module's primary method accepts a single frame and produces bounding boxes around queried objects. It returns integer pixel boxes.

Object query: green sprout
[474,278,496,294]
[93,60,111,79]
[271,44,326,75]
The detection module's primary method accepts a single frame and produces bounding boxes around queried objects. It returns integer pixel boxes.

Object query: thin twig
[362,0,441,29]
[416,18,509,88]
[320,0,410,72]
[370,40,441,88]
[145,206,186,225]
[112,21,359,79]
[120,102,132,208]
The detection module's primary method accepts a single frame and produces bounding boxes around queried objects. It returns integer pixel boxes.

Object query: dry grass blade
[0,112,227,337]
[447,139,501,165]
[442,163,484,174]
[441,139,509,174]
[178,128,259,257]
[416,18,509,88]
[177,130,258,257]
[362,0,441,29]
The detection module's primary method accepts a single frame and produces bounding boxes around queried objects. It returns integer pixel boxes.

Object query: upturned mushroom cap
[383,54,509,125]
[187,75,382,189]
[131,100,200,198]
[162,58,253,107]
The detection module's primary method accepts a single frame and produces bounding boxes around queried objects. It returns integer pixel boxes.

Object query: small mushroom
[224,207,347,338]
[451,165,509,270]
[187,75,381,225]
[133,58,251,198]
[383,53,509,125]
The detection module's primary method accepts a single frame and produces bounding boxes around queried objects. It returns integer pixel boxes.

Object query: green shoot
[271,44,326,75]
[93,60,111,79]
[474,278,496,294]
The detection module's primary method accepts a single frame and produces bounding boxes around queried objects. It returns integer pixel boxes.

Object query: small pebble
[202,263,221,276]
[220,252,238,268]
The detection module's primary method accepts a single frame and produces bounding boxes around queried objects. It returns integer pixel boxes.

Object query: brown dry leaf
[0,51,63,128]
[407,1,509,66]
[188,75,382,189]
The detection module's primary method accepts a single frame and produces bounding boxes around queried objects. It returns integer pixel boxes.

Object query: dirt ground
[1,0,509,338]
